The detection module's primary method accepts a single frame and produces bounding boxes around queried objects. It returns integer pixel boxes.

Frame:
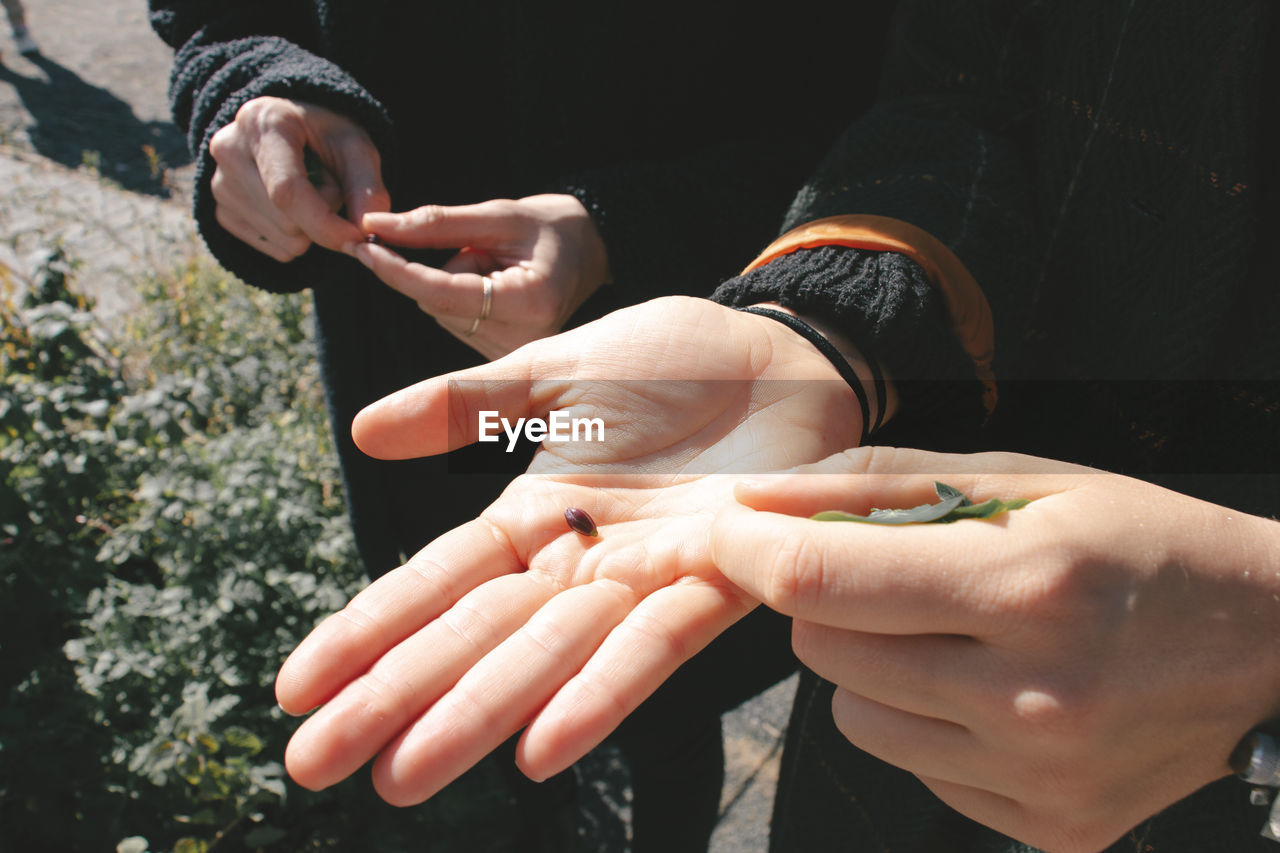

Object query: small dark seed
[564,507,598,537]
[364,233,382,245]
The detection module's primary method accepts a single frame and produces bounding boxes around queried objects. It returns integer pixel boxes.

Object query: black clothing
[712,1,1280,850]
[718,0,1280,503]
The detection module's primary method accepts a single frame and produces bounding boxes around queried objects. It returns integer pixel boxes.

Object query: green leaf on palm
[812,482,1029,525]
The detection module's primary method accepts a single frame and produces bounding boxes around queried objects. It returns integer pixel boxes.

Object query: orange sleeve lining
[743,214,997,414]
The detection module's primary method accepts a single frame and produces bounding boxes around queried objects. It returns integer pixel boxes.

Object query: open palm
[274,296,864,804]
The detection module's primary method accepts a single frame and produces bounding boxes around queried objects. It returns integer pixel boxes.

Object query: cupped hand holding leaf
[711,446,1280,853]
[273,297,865,805]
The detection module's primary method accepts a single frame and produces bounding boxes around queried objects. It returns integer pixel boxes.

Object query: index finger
[275,516,522,715]
[362,201,523,249]
[255,132,362,252]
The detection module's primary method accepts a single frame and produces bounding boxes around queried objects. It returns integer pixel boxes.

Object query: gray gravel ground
[0,6,795,851]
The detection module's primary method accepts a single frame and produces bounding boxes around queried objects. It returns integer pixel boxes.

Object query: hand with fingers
[711,446,1280,853]
[353,194,611,359]
[208,96,390,262]
[272,296,869,806]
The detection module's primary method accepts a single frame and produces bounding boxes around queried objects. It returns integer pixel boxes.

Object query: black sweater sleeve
[713,0,1044,431]
[712,246,980,430]
[149,0,397,294]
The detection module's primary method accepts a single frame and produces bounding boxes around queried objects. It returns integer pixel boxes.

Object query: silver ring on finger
[465,276,493,337]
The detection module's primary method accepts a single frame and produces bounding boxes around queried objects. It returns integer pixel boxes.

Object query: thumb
[351,339,574,460]
[730,446,1088,518]
[362,200,525,250]
[334,143,390,224]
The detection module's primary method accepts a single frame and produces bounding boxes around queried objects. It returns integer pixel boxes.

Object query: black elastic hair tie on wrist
[738,306,886,445]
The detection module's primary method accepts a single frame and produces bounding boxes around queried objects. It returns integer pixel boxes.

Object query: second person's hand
[273,296,867,806]
[208,96,390,262]
[711,446,1280,853]
[354,194,610,359]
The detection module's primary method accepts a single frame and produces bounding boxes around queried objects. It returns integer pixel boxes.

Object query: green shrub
[2,250,554,852]
[0,248,365,850]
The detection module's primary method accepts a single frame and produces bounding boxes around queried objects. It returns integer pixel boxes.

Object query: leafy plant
[2,248,574,852]
[2,250,350,849]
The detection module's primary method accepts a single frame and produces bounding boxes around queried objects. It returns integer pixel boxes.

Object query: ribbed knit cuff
[711,245,981,429]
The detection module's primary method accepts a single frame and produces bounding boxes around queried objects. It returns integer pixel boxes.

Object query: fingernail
[277,702,304,718]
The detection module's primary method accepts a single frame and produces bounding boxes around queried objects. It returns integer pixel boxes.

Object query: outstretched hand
[711,446,1280,853]
[208,96,390,261]
[355,194,610,359]
[274,297,865,805]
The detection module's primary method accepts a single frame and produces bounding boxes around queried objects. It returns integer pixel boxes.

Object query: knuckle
[234,96,267,122]
[281,234,312,260]
[489,198,520,218]
[1002,672,1105,752]
[213,203,235,231]
[352,668,408,712]
[766,536,827,614]
[279,219,307,239]
[438,600,499,654]
[520,615,572,661]
[410,204,446,228]
[209,168,229,198]
[208,125,236,160]
[624,606,694,663]
[237,95,287,127]
[989,536,1102,635]
[264,173,305,210]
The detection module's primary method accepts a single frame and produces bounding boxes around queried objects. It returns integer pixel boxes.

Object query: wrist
[741,303,896,444]
[768,303,899,431]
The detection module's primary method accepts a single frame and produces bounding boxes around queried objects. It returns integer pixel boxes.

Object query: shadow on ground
[0,53,189,196]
